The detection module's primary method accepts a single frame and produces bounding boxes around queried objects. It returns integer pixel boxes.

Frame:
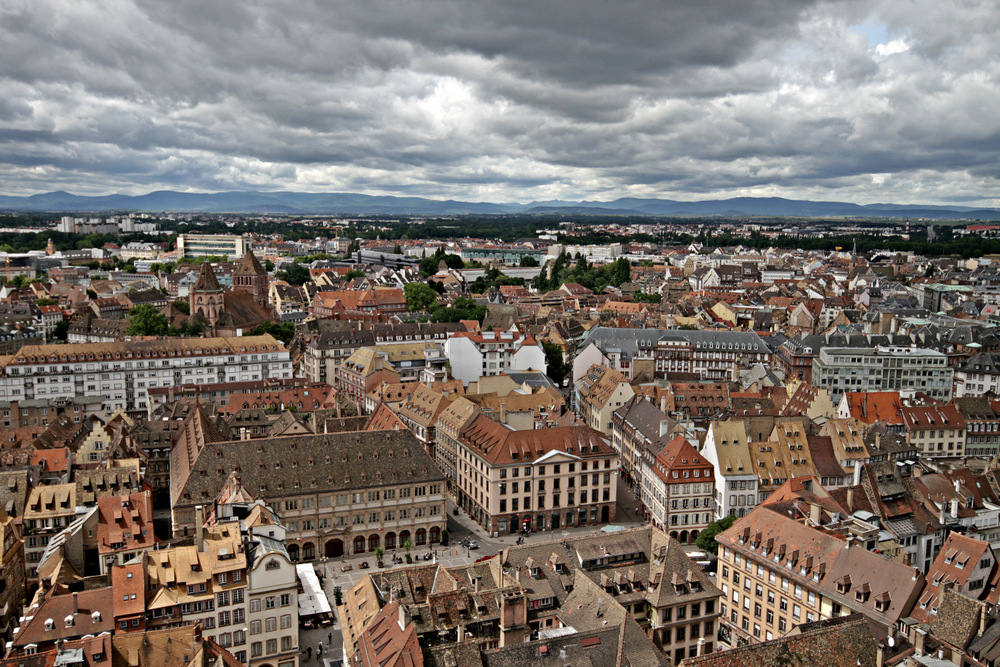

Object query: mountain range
[1,190,998,219]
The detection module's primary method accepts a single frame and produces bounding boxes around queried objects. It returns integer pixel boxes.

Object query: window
[281,614,292,629]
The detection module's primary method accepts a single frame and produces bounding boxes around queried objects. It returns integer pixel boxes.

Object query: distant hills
[1,190,998,220]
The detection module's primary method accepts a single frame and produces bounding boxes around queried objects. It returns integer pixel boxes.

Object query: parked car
[462,538,479,550]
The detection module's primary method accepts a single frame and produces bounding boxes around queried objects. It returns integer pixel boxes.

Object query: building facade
[177,234,251,259]
[0,335,292,416]
[456,417,619,536]
[812,346,954,402]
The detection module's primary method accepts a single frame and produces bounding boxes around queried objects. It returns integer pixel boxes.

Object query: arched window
[353,536,365,553]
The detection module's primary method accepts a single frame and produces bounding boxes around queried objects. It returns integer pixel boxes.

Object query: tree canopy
[126,304,169,337]
[695,515,737,555]
[277,263,311,286]
[404,282,439,312]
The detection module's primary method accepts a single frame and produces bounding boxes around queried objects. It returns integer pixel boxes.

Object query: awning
[296,564,332,617]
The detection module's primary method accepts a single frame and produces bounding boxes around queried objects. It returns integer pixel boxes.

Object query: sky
[1,0,999,206]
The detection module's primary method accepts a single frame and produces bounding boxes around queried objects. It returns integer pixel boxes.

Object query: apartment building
[444,327,547,386]
[301,330,376,384]
[900,402,967,457]
[456,417,618,536]
[955,397,1000,457]
[434,397,480,494]
[641,436,715,544]
[576,364,636,436]
[0,335,292,415]
[574,327,769,383]
[701,421,759,519]
[23,483,78,578]
[818,419,871,475]
[0,510,25,643]
[611,396,674,491]
[716,504,924,646]
[171,409,447,559]
[176,233,251,258]
[334,347,401,408]
[813,346,954,402]
[145,516,253,661]
[95,491,155,574]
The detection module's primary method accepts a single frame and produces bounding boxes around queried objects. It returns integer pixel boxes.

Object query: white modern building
[812,346,954,402]
[177,233,251,259]
[443,327,546,385]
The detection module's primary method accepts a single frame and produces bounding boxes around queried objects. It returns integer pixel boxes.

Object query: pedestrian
[307,647,313,660]
[328,632,332,644]
[318,641,323,656]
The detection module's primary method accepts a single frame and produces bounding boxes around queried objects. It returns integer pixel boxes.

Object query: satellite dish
[887,636,896,648]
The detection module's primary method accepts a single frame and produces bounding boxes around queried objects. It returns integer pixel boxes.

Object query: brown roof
[460,415,613,466]
[680,615,878,667]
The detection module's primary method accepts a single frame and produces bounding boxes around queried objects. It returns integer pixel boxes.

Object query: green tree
[696,515,737,555]
[404,538,413,564]
[53,320,70,341]
[35,297,57,306]
[343,269,365,280]
[519,255,539,267]
[246,320,296,345]
[633,291,662,304]
[541,340,569,384]
[172,300,190,315]
[127,304,169,337]
[374,546,385,566]
[431,296,486,323]
[277,263,311,286]
[404,282,439,312]
[264,259,275,272]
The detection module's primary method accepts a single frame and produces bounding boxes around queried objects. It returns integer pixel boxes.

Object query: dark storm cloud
[0,0,998,205]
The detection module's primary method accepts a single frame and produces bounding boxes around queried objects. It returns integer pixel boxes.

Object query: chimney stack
[809,502,822,527]
[398,603,411,631]
[195,505,205,552]
[72,592,78,614]
[697,638,705,657]
[846,485,854,513]
[914,627,927,655]
[876,642,887,667]
[951,498,960,519]
[660,420,671,438]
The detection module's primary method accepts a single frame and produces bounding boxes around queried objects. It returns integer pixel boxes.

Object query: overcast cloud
[1,0,999,206]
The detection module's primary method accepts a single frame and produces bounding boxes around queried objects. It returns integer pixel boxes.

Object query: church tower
[232,249,269,309]
[189,262,224,328]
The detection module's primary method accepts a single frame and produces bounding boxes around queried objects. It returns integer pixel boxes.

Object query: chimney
[195,505,205,552]
[500,402,507,424]
[697,638,705,657]
[810,503,822,527]
[845,535,853,550]
[398,603,411,631]
[846,485,854,513]
[72,592,78,614]
[980,602,989,638]
[955,479,961,493]
[939,502,947,527]
[660,420,671,437]
[457,624,465,642]
[876,642,887,667]
[951,498,960,519]
[853,463,863,487]
[660,396,666,413]
[914,627,927,655]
